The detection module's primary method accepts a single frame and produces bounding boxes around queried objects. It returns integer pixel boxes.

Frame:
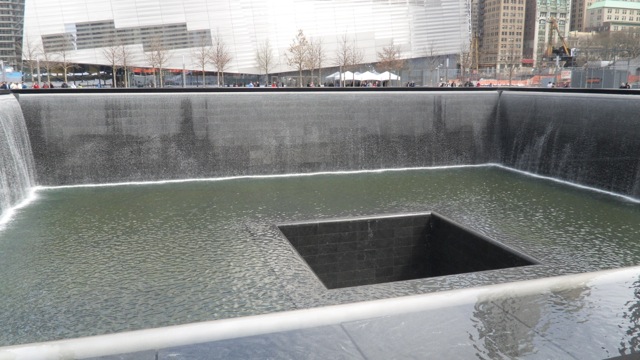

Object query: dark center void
[278,213,539,289]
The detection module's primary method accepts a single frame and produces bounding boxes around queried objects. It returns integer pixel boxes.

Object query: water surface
[1,166,639,345]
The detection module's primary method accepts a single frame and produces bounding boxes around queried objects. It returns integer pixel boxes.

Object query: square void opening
[278,212,539,289]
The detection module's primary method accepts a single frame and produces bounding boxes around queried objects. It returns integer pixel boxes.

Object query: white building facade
[23,0,471,75]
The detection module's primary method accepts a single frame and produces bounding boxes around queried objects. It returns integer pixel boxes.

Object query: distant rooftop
[589,0,640,9]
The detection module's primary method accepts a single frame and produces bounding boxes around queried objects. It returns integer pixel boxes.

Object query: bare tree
[609,28,640,59]
[286,29,310,87]
[457,42,473,83]
[102,38,134,88]
[501,40,519,86]
[305,38,317,85]
[21,38,41,83]
[305,38,326,86]
[571,33,602,67]
[102,44,122,87]
[40,50,56,85]
[256,39,275,85]
[119,44,133,88]
[377,41,405,86]
[55,34,77,84]
[145,37,171,87]
[211,31,232,86]
[314,39,327,86]
[348,39,364,85]
[192,34,211,86]
[334,34,363,86]
[424,42,443,86]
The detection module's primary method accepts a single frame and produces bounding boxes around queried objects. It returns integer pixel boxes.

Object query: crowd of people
[0,81,79,89]
[0,81,27,89]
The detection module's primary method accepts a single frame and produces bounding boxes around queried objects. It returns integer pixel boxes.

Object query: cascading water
[0,94,36,224]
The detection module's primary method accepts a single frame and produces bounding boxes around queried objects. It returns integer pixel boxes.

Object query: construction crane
[544,17,575,67]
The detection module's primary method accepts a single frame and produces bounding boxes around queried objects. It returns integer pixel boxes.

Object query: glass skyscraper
[22,0,470,74]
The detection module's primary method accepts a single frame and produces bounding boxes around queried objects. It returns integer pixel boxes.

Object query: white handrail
[1,265,639,360]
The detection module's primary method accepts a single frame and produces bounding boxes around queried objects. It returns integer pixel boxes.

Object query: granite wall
[499,91,640,197]
[13,88,640,198]
[16,90,500,185]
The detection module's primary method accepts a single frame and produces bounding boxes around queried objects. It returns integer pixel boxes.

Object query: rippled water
[1,166,639,345]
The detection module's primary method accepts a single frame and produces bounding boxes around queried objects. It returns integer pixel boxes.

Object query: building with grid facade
[22,0,471,76]
[585,1,640,32]
[523,0,571,68]
[477,0,527,70]
[571,0,598,31]
[0,0,24,69]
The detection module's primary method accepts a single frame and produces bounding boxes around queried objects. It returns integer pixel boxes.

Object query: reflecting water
[1,166,640,346]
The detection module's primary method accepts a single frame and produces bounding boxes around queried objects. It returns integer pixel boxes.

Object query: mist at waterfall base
[1,167,640,345]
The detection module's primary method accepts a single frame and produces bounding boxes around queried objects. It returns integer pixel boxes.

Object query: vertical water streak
[0,95,36,221]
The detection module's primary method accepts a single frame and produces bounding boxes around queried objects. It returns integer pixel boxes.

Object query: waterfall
[0,94,36,224]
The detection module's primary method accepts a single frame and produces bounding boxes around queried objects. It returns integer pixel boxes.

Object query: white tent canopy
[356,71,380,81]
[325,71,355,80]
[378,71,401,81]
[325,71,340,80]
[340,71,355,80]
[326,71,401,82]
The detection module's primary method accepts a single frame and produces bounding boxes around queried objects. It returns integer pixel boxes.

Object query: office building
[478,0,527,70]
[571,0,598,31]
[22,0,471,77]
[523,0,571,67]
[0,0,24,69]
[585,0,640,32]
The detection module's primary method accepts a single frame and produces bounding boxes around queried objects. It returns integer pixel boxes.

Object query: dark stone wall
[428,213,537,277]
[279,215,431,289]
[499,91,640,197]
[17,91,500,185]
[15,89,640,198]
[279,212,537,289]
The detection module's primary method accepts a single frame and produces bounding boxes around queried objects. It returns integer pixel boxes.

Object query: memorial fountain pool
[2,88,640,358]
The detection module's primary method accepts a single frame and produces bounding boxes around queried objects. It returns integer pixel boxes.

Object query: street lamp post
[0,60,5,84]
[508,38,514,87]
[182,55,186,88]
[445,58,449,83]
